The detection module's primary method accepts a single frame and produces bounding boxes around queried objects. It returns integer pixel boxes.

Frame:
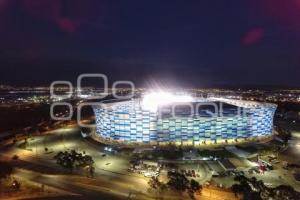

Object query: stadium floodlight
[141,91,193,111]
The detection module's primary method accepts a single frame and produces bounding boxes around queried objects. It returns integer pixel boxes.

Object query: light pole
[36,142,37,157]
[61,132,66,150]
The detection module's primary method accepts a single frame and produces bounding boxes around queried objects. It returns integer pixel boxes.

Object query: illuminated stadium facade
[92,92,277,146]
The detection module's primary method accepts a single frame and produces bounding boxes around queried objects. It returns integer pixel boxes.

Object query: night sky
[0,0,300,88]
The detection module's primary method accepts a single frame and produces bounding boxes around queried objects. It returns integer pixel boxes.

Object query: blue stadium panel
[92,98,277,146]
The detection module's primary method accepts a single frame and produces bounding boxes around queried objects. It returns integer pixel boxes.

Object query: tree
[0,161,13,183]
[167,172,190,193]
[148,177,160,190]
[12,154,19,160]
[89,166,95,177]
[11,179,21,190]
[190,179,202,192]
[53,150,95,172]
[232,184,243,197]
[282,129,292,144]
[188,179,202,200]
[276,126,292,145]
[148,176,167,197]
[232,175,267,200]
[64,158,74,172]
[269,185,300,200]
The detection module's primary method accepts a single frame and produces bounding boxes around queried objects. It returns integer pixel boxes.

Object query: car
[144,171,158,177]
[134,165,142,170]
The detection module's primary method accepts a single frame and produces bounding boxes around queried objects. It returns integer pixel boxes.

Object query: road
[0,125,244,199]
[13,168,151,200]
[0,127,194,199]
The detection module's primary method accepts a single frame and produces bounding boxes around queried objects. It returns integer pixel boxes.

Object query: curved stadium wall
[92,98,277,146]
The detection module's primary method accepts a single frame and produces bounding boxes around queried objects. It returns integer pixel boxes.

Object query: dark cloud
[242,28,265,46]
[0,0,299,88]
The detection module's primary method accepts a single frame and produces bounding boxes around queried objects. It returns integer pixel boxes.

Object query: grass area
[17,142,33,151]
[235,145,258,154]
[276,119,300,131]
[0,176,66,199]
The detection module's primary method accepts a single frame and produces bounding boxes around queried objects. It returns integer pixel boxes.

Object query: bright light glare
[141,91,193,111]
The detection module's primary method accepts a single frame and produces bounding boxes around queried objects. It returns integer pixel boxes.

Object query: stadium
[92,92,277,146]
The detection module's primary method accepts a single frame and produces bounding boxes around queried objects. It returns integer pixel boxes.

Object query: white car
[144,171,159,177]
[144,172,152,177]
